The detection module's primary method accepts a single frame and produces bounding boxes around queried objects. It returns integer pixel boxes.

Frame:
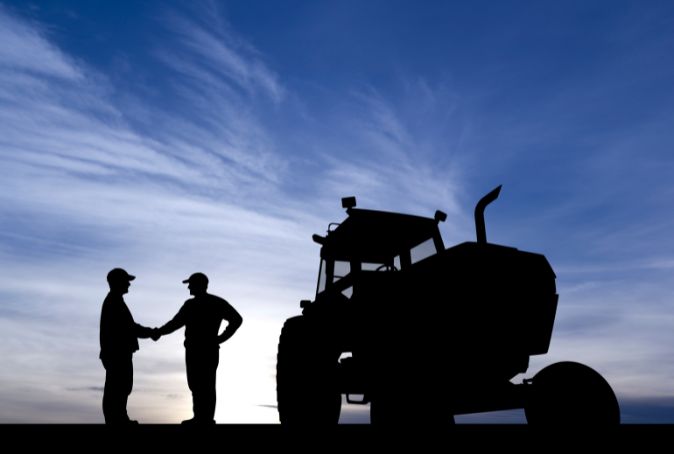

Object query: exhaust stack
[475,185,502,244]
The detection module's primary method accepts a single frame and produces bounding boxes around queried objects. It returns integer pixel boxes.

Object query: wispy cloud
[160,11,284,104]
[0,5,82,81]
[310,84,471,243]
[0,3,298,258]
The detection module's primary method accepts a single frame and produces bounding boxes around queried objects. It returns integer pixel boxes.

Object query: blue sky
[0,0,673,423]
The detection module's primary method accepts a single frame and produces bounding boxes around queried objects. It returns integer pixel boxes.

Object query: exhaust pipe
[475,185,502,244]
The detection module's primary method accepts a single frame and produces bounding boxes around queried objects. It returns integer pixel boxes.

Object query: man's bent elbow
[232,315,243,332]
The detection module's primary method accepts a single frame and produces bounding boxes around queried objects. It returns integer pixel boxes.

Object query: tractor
[276,186,620,425]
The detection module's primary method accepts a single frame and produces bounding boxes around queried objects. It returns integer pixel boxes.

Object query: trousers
[101,354,133,424]
[186,347,220,421]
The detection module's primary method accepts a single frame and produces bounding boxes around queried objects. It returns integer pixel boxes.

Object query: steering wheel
[375,264,398,272]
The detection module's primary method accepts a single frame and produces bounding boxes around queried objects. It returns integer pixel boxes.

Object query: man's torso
[182,294,229,348]
[100,293,139,358]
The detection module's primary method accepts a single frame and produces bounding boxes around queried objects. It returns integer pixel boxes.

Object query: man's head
[182,272,208,296]
[107,268,135,294]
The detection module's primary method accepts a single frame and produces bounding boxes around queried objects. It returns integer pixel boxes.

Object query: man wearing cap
[99,268,159,425]
[155,272,243,424]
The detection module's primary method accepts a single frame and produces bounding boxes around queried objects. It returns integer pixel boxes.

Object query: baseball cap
[182,272,209,285]
[107,268,136,284]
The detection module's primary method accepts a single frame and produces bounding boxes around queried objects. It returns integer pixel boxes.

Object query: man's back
[165,293,241,348]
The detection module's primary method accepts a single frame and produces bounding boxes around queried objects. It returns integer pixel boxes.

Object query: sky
[0,0,673,424]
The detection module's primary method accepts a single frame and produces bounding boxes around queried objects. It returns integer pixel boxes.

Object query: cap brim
[128,275,136,281]
[182,279,190,284]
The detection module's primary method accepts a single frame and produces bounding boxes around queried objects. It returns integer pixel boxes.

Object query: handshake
[150,328,162,342]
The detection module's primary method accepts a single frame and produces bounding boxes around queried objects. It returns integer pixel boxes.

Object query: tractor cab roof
[317,208,441,263]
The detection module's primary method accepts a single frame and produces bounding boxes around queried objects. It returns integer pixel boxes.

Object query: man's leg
[185,348,219,423]
[102,355,134,424]
[202,349,219,421]
[102,368,116,423]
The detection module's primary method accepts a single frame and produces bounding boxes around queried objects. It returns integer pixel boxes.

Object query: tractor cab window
[362,257,400,271]
[334,261,353,298]
[317,259,327,294]
[334,261,350,283]
[317,260,351,296]
[411,238,436,264]
[362,262,382,271]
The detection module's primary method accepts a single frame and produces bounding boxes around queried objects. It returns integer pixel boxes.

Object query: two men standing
[99,269,243,425]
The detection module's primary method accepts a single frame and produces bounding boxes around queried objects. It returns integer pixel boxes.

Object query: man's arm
[217,303,243,344]
[157,304,187,337]
[134,323,155,339]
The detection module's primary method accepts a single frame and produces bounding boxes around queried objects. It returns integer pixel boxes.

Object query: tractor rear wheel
[524,361,620,426]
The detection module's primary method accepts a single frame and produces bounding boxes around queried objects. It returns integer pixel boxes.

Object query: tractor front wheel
[276,316,341,425]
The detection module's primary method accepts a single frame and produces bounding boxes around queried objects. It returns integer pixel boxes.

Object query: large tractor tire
[524,361,620,426]
[276,316,341,425]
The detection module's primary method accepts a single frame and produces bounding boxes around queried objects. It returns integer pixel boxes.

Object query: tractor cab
[311,197,447,297]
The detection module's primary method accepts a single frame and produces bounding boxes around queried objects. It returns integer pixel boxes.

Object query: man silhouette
[99,268,158,425]
[156,272,243,424]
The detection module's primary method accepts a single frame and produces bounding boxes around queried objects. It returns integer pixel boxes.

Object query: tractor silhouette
[277,186,620,425]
